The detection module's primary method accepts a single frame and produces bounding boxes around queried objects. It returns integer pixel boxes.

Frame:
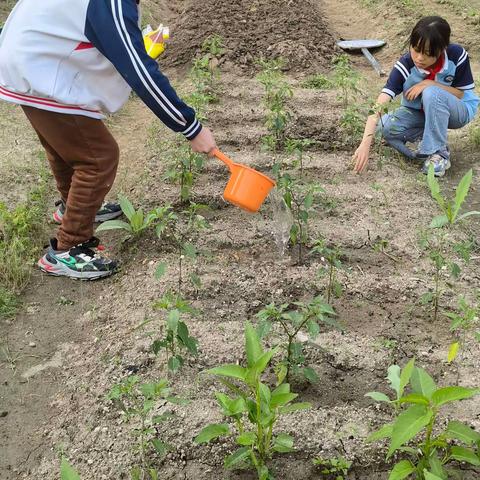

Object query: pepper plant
[446,294,480,366]
[311,238,345,303]
[274,169,324,263]
[366,359,480,480]
[256,296,339,383]
[140,292,199,374]
[195,322,311,480]
[96,195,172,239]
[257,58,293,152]
[427,165,480,229]
[107,376,180,480]
[285,138,315,177]
[313,456,352,479]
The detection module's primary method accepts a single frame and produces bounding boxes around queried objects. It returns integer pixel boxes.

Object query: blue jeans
[379,86,470,159]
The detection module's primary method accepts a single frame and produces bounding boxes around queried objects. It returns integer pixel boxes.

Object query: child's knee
[379,114,400,140]
[422,86,445,105]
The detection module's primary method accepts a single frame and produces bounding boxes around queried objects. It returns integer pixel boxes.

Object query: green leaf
[130,210,144,232]
[118,194,136,221]
[278,402,311,414]
[457,210,480,222]
[388,405,433,458]
[224,446,250,469]
[397,394,429,406]
[428,453,447,479]
[445,421,480,445]
[431,386,479,407]
[273,433,294,453]
[151,439,168,457]
[365,391,391,403]
[306,319,320,339]
[149,469,159,480]
[207,364,247,380]
[167,309,180,333]
[399,359,415,398]
[427,164,446,212]
[423,471,444,480]
[245,321,263,367]
[366,423,393,443]
[251,348,276,376]
[182,242,197,259]
[154,263,167,279]
[430,215,449,229]
[411,367,436,399]
[168,355,183,372]
[270,391,298,409]
[453,169,472,220]
[447,342,460,363]
[60,458,81,480]
[450,446,480,466]
[302,366,319,383]
[387,365,401,397]
[194,423,230,444]
[388,459,415,480]
[95,219,132,233]
[236,431,256,446]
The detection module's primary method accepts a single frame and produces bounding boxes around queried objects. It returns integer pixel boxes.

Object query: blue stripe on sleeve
[85,0,201,138]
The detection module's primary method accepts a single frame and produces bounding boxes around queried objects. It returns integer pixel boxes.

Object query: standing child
[0,0,217,280]
[353,16,478,176]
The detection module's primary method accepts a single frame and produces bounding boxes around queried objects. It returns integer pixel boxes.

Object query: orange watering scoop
[213,148,276,213]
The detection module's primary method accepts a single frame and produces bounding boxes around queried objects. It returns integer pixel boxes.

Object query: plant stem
[327,263,334,304]
[434,264,440,322]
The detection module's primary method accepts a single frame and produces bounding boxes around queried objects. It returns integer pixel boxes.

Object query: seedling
[107,376,178,479]
[96,195,173,239]
[311,238,345,303]
[60,457,81,480]
[427,165,480,228]
[302,74,333,90]
[446,295,480,368]
[331,55,362,108]
[366,359,480,480]
[195,322,311,479]
[162,140,206,203]
[256,297,339,383]
[148,292,199,374]
[155,203,209,293]
[418,229,449,323]
[285,138,315,177]
[257,58,293,152]
[313,456,352,479]
[274,170,324,263]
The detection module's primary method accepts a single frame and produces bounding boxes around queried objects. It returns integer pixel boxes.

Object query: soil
[1,0,480,479]
[162,0,338,72]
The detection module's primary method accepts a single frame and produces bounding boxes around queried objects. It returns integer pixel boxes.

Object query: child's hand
[352,141,371,173]
[189,127,217,156]
[405,80,435,101]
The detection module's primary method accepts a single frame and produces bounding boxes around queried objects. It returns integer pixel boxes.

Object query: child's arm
[405,80,463,100]
[352,92,391,173]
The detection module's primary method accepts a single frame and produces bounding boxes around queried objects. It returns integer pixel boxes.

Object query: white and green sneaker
[38,237,117,280]
[52,199,122,224]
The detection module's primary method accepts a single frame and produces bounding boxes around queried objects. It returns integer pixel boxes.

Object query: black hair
[410,16,450,58]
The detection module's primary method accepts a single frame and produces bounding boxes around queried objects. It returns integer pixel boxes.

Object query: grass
[0,161,50,318]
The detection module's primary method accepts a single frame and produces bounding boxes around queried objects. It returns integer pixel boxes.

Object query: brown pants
[22,106,119,250]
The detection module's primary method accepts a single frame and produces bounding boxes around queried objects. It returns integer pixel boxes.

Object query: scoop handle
[212,148,235,172]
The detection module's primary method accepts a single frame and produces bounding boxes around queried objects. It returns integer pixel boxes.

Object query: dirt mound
[163,0,338,71]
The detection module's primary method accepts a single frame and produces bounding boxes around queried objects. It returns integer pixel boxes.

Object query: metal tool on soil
[337,39,386,76]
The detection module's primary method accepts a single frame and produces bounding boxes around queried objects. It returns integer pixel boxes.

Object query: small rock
[0,411,8,418]
[28,342,36,348]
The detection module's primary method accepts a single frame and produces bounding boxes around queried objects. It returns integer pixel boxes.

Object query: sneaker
[422,151,451,177]
[53,200,122,224]
[38,237,117,280]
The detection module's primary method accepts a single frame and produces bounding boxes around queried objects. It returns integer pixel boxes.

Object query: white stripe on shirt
[394,63,408,81]
[457,50,468,67]
[111,0,187,127]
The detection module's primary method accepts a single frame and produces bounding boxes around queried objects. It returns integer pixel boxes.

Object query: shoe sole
[52,210,122,225]
[38,257,116,280]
